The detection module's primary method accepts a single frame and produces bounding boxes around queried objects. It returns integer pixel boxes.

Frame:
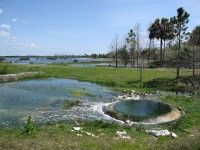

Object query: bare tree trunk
[163,40,166,66]
[115,34,119,68]
[148,39,151,66]
[136,23,140,68]
[139,58,143,83]
[153,40,156,63]
[160,38,163,67]
[192,57,195,80]
[176,33,181,81]
[130,45,133,68]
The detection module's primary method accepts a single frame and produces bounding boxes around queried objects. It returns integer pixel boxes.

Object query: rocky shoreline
[0,72,40,82]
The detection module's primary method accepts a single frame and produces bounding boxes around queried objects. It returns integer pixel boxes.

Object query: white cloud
[0,8,3,14]
[12,18,29,23]
[0,31,11,38]
[12,18,18,22]
[21,20,29,23]
[0,24,11,29]
[16,41,36,48]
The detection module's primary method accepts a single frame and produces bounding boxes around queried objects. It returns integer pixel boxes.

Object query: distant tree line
[107,7,200,78]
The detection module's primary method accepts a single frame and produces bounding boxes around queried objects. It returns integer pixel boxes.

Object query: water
[0,78,119,128]
[113,100,172,117]
[4,57,109,64]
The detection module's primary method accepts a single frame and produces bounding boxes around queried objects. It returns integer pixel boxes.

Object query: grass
[0,63,197,93]
[70,90,96,97]
[0,120,199,150]
[0,63,200,149]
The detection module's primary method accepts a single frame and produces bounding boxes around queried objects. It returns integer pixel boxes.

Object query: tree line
[109,7,200,81]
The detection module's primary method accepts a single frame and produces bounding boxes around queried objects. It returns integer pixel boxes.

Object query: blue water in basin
[113,100,172,117]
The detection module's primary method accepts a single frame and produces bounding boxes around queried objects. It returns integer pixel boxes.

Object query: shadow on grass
[143,78,185,92]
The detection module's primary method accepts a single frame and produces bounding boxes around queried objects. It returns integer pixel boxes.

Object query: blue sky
[0,0,200,56]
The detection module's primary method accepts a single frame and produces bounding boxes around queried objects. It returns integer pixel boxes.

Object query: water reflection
[113,100,172,117]
[0,78,118,128]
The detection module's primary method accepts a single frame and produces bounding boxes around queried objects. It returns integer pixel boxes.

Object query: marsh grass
[70,89,96,97]
[54,99,83,110]
[63,100,82,109]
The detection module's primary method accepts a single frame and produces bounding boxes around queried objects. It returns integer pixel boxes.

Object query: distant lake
[4,57,110,64]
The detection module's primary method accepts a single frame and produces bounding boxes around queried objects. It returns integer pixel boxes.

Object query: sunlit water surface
[0,78,119,128]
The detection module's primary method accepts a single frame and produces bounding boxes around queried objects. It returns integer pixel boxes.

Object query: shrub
[0,65,8,75]
[23,116,36,134]
[0,57,4,63]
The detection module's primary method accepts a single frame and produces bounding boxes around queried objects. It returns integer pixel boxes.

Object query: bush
[0,65,8,75]
[23,116,36,134]
[0,57,4,63]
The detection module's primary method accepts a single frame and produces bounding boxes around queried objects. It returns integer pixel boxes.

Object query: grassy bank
[0,119,199,150]
[0,63,200,149]
[1,63,198,93]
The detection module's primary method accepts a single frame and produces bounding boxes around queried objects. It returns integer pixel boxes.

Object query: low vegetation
[55,99,83,110]
[70,90,96,97]
[0,63,199,149]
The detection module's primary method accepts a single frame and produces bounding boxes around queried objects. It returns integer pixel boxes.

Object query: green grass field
[0,63,200,149]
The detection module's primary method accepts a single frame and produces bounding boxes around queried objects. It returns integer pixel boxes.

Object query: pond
[104,99,181,124]
[113,100,172,118]
[0,78,119,128]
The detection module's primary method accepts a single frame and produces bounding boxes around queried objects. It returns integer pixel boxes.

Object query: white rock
[116,131,127,137]
[77,134,82,137]
[146,130,171,137]
[85,132,92,136]
[121,136,130,139]
[126,120,134,126]
[171,132,178,138]
[117,96,124,100]
[125,96,132,100]
[72,127,83,131]
[84,132,98,137]
[116,131,130,139]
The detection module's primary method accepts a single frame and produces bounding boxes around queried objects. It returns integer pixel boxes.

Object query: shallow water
[113,100,172,117]
[0,78,119,128]
[4,57,109,64]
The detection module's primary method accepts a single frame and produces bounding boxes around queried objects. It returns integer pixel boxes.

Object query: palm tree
[149,19,164,67]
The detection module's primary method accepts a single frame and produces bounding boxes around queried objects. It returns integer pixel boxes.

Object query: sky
[0,0,200,56]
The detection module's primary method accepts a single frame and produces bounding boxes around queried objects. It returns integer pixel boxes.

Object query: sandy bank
[0,72,40,82]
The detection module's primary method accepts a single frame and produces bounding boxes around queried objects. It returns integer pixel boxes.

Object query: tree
[135,23,141,68]
[189,25,200,46]
[171,7,190,80]
[148,19,164,67]
[183,26,200,98]
[188,25,200,79]
[126,29,136,68]
[148,23,157,66]
[161,18,174,63]
[111,34,120,67]
[118,43,129,67]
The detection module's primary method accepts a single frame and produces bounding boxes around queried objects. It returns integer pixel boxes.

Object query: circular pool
[104,99,182,124]
[113,100,172,117]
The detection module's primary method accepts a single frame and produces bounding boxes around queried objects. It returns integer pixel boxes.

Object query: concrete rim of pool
[103,99,182,125]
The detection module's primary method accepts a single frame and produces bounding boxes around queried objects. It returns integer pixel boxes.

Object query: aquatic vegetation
[70,90,96,97]
[54,98,83,109]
